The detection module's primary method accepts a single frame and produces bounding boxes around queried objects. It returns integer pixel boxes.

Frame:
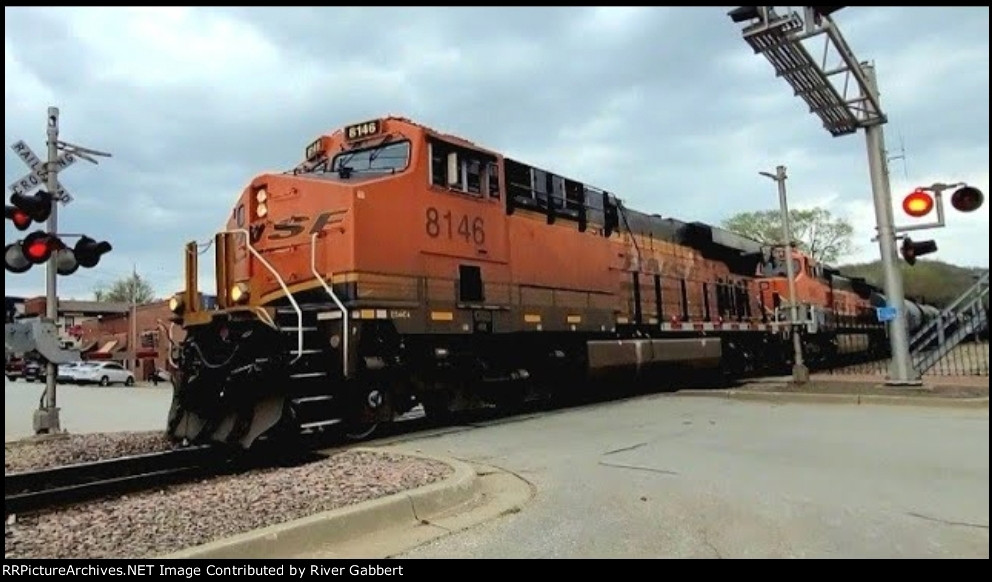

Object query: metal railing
[310,232,350,378]
[824,272,989,378]
[909,272,988,354]
[909,271,989,375]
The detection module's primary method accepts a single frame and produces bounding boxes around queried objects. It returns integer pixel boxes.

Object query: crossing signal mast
[4,107,112,435]
[726,5,985,386]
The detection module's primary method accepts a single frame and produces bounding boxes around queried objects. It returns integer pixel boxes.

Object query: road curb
[159,448,479,560]
[677,389,989,409]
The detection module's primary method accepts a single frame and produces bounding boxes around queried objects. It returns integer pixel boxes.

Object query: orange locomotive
[165,116,894,448]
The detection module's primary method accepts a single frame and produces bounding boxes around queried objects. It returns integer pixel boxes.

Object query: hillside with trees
[721,207,987,309]
[837,259,987,308]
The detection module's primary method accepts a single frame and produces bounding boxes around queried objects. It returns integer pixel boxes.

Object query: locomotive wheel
[343,421,379,441]
[340,385,388,441]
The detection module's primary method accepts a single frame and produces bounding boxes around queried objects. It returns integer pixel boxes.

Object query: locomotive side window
[429,138,498,200]
[487,162,500,199]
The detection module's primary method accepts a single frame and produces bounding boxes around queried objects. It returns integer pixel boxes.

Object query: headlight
[230,282,250,304]
[169,294,184,314]
[255,188,268,203]
[256,203,268,218]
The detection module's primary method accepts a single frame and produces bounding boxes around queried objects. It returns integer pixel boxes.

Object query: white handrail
[310,232,350,378]
[222,229,304,363]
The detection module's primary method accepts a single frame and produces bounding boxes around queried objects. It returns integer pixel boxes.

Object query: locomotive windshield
[331,140,410,178]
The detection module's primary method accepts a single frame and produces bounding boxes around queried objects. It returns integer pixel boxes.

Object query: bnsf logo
[248,210,347,244]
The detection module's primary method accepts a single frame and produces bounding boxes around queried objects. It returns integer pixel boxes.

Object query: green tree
[721,207,855,264]
[94,272,156,305]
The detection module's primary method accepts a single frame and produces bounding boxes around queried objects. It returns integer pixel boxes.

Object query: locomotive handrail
[310,232,350,378]
[222,229,305,363]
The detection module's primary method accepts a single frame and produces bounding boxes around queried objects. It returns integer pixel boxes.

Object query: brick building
[18,297,184,381]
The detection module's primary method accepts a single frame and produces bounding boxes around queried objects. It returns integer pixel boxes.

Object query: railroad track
[4,445,231,515]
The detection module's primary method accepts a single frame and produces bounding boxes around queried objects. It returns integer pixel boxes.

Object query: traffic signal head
[900,237,937,266]
[902,189,934,218]
[73,236,112,268]
[950,186,983,213]
[5,205,32,231]
[10,190,54,224]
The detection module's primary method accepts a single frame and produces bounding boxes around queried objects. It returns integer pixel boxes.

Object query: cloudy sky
[5,6,989,300]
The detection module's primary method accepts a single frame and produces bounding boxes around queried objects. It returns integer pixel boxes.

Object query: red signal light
[950,186,984,213]
[22,231,56,264]
[5,205,32,231]
[902,189,934,218]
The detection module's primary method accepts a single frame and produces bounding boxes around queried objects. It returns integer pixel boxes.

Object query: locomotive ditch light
[900,237,937,266]
[902,189,935,218]
[169,293,184,314]
[950,186,983,213]
[230,282,250,304]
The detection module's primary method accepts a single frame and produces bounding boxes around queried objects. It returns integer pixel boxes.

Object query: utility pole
[39,107,62,434]
[726,6,924,386]
[130,263,138,375]
[760,165,809,384]
[861,64,919,385]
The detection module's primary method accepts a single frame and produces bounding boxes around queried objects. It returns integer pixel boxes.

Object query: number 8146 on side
[425,207,485,246]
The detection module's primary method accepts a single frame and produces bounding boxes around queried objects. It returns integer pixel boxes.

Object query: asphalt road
[387,393,989,559]
[5,376,988,558]
[4,378,173,441]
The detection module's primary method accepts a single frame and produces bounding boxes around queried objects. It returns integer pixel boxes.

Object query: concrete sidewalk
[162,447,533,560]
[680,373,988,409]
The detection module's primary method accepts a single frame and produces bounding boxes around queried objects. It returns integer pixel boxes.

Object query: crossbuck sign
[7,140,75,204]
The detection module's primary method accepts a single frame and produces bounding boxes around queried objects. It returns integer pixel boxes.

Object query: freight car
[163,116,932,449]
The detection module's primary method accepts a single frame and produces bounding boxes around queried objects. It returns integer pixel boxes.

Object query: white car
[55,362,87,384]
[71,362,135,387]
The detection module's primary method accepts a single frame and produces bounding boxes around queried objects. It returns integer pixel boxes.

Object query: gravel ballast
[5,436,453,559]
[5,431,178,473]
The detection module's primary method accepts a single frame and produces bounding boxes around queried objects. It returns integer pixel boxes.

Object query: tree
[721,207,854,264]
[94,272,156,305]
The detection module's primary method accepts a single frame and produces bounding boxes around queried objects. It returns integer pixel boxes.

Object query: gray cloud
[5,6,989,300]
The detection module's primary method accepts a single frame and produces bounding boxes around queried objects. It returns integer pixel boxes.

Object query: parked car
[22,361,46,383]
[70,362,135,387]
[56,362,88,384]
[6,358,25,381]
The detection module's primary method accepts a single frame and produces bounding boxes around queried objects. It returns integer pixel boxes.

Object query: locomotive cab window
[430,138,499,199]
[330,139,410,178]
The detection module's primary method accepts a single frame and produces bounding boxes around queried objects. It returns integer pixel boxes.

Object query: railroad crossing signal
[8,140,76,204]
[950,185,983,213]
[5,130,113,275]
[891,183,985,266]
[901,189,934,218]
[900,237,937,266]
